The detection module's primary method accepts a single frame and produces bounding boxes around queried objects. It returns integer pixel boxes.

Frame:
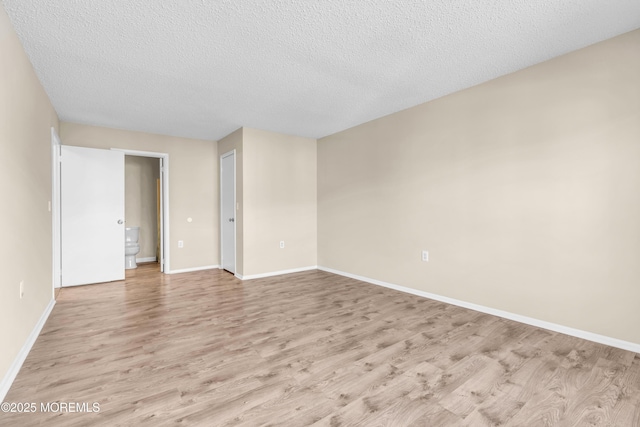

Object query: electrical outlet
[279,241,285,249]
[20,281,24,299]
[422,250,429,262]
[178,240,184,248]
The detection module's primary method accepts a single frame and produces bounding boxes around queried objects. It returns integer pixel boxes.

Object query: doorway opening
[51,128,61,294]
[116,149,170,273]
[124,156,160,267]
[220,150,236,274]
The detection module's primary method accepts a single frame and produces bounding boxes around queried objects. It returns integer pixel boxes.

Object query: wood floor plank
[2,264,639,426]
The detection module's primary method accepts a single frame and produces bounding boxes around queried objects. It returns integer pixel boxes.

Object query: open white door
[61,146,125,286]
[220,151,236,273]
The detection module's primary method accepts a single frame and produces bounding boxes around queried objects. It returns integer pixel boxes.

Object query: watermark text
[1,402,100,413]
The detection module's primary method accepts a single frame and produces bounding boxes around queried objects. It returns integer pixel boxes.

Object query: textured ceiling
[3,1,640,141]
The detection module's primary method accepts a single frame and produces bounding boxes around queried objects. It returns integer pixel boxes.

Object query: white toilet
[125,227,141,269]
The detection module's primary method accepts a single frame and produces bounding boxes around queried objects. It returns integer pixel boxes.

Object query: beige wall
[0,5,59,386]
[60,122,218,272]
[243,128,317,276]
[218,128,244,274]
[318,30,640,345]
[125,155,159,260]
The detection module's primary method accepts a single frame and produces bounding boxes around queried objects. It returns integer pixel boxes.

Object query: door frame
[220,150,236,274]
[51,128,61,291]
[112,149,170,273]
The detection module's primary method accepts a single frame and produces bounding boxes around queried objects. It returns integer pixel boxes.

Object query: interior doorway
[125,155,160,265]
[117,149,170,273]
[220,150,236,273]
[51,128,61,293]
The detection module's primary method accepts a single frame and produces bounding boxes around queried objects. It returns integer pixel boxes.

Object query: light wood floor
[3,264,639,426]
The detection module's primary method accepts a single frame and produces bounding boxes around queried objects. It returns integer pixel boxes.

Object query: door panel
[61,146,125,286]
[221,152,236,273]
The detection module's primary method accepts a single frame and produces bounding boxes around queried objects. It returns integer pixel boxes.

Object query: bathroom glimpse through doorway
[116,149,170,273]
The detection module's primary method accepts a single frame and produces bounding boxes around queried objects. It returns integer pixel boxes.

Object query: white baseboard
[167,265,220,274]
[238,266,318,280]
[318,266,640,354]
[136,257,157,263]
[0,298,56,402]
